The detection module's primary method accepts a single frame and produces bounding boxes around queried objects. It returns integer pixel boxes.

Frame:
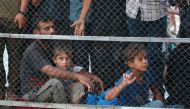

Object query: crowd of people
[0,0,190,108]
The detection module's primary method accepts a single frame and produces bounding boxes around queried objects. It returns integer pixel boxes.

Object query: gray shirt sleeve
[26,46,51,72]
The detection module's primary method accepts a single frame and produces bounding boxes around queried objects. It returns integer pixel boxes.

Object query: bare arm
[79,0,93,21]
[105,74,136,100]
[14,0,30,29]
[20,0,30,13]
[105,82,127,100]
[41,65,78,80]
[41,65,96,91]
[150,84,165,102]
[71,0,93,36]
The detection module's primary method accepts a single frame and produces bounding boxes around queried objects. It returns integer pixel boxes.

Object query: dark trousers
[178,6,190,38]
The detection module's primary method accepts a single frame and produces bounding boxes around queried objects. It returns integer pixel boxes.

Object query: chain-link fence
[0,35,190,108]
[1,0,190,108]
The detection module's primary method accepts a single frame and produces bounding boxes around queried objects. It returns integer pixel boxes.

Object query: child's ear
[52,57,56,64]
[128,61,133,68]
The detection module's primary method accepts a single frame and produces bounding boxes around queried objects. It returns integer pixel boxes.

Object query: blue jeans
[166,104,184,109]
[143,100,164,108]
[127,16,167,96]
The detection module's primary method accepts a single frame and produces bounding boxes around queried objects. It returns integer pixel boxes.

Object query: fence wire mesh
[0,36,190,108]
[0,0,190,108]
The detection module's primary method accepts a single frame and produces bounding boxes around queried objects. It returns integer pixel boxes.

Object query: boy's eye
[136,56,146,61]
[59,57,69,61]
[58,57,64,60]
[44,26,54,31]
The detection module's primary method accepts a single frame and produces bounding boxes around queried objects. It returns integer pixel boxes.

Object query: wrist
[19,11,26,16]
[78,17,85,21]
[119,83,127,89]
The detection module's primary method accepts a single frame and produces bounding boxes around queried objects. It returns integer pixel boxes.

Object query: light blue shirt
[69,0,93,22]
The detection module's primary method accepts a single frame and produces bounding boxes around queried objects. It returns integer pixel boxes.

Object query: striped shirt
[126,0,167,21]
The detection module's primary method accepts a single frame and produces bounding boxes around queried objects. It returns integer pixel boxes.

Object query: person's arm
[105,74,136,100]
[70,0,93,36]
[14,0,30,29]
[79,71,104,92]
[79,0,93,21]
[150,84,165,102]
[41,65,79,80]
[41,65,105,92]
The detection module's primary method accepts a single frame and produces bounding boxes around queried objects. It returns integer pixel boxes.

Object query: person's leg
[142,100,164,108]
[34,78,67,103]
[127,17,145,37]
[178,6,190,38]
[166,104,184,108]
[23,78,67,103]
[69,82,85,104]
[7,38,25,98]
[147,16,167,96]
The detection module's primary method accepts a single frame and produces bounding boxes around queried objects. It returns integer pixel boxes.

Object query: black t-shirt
[20,41,53,94]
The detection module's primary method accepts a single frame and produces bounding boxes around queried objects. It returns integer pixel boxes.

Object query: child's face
[53,52,71,70]
[128,54,148,73]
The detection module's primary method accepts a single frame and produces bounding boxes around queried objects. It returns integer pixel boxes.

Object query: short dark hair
[123,43,146,64]
[33,14,53,30]
[53,44,72,59]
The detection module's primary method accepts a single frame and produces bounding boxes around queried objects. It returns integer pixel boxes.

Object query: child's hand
[122,73,136,86]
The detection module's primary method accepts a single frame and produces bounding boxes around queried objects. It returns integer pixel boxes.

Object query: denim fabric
[69,0,92,22]
[142,100,164,108]
[166,104,184,109]
[85,89,119,105]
